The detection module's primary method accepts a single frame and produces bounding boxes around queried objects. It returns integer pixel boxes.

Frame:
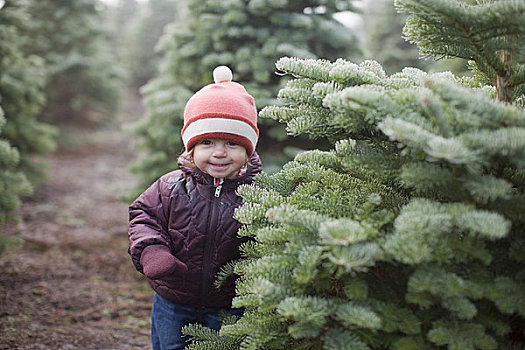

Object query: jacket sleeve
[128,178,169,273]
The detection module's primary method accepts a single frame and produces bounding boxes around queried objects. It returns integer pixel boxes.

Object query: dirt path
[0,89,154,349]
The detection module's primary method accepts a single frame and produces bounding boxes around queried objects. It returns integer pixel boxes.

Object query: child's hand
[140,245,187,280]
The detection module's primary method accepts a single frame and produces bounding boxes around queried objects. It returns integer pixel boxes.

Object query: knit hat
[181,66,259,155]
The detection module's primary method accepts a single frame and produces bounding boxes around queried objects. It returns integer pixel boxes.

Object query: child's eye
[226,141,238,146]
[200,140,212,145]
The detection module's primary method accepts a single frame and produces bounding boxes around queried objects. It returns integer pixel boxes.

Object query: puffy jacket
[128,153,262,308]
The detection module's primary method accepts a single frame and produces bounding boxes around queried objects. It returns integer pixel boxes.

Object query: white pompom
[213,66,233,83]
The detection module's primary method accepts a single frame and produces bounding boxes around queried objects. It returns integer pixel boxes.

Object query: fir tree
[128,0,362,197]
[363,0,426,74]
[0,108,27,252]
[0,0,57,183]
[22,0,122,124]
[0,108,32,226]
[0,0,53,247]
[111,0,140,34]
[184,0,525,349]
[126,0,184,87]
[362,0,469,76]
[107,0,140,72]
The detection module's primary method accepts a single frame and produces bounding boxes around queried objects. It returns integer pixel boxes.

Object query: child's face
[193,139,249,179]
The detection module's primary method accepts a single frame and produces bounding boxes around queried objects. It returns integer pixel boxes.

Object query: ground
[0,90,154,349]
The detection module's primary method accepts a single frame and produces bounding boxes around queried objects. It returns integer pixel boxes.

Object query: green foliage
[105,0,140,81]
[185,1,525,349]
[124,0,183,87]
[0,233,24,255]
[362,0,432,75]
[0,0,56,223]
[0,110,32,225]
[22,0,122,124]
[362,0,469,76]
[183,311,244,350]
[397,0,525,103]
[128,0,362,195]
[127,81,192,198]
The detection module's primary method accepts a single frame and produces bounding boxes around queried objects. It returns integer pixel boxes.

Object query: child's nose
[212,143,227,156]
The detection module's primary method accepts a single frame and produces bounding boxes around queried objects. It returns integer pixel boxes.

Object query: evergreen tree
[0,0,54,246]
[0,109,32,226]
[0,0,56,182]
[362,0,469,75]
[22,0,122,124]
[106,0,140,75]
[362,0,430,74]
[128,0,362,197]
[111,0,140,34]
[126,0,184,87]
[184,0,525,349]
[0,108,27,253]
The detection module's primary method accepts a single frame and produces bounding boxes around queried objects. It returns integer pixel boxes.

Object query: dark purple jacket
[128,153,262,308]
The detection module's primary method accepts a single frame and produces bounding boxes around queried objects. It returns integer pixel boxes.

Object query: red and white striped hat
[181,66,259,155]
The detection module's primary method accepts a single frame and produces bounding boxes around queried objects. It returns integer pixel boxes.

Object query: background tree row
[0,0,120,249]
[127,0,363,198]
[0,0,55,232]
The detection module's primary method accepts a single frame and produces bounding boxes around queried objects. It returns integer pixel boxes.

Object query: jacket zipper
[200,178,223,305]
[214,178,223,197]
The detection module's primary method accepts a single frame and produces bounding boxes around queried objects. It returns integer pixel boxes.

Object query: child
[128,66,261,350]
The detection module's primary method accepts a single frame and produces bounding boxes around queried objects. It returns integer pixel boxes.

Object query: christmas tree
[22,0,121,124]
[128,0,362,197]
[0,0,56,188]
[125,0,184,87]
[0,109,32,226]
[0,0,54,247]
[184,0,525,349]
[362,0,428,74]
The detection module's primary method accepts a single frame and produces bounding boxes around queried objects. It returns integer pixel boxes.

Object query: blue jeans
[151,293,243,350]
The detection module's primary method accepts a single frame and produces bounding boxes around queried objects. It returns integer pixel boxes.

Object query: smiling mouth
[210,163,230,169]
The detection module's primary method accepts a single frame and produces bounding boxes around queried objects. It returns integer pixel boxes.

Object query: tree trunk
[496,49,514,103]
